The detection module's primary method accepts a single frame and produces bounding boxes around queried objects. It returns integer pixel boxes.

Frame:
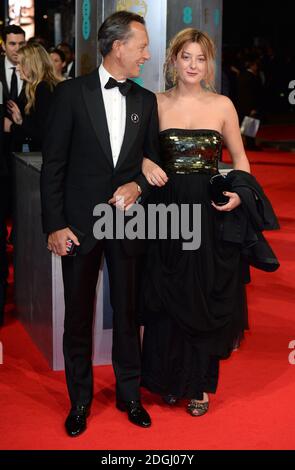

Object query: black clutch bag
[209,173,231,205]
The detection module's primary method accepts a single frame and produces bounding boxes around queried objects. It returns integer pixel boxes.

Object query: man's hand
[108,182,141,210]
[142,157,168,187]
[211,191,241,212]
[47,227,80,256]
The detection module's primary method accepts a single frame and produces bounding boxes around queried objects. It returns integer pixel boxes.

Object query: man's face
[116,22,150,78]
[2,33,26,65]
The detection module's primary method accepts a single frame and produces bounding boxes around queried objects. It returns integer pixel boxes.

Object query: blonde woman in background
[141,28,251,416]
[5,42,60,151]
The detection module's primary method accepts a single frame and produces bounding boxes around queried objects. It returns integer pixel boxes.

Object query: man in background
[0,25,26,326]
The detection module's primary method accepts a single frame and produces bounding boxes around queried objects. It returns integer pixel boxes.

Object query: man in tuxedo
[0,80,7,326]
[41,11,159,436]
[0,25,26,325]
[1,25,26,135]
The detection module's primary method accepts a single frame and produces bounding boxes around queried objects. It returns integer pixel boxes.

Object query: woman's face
[16,59,30,82]
[50,52,65,75]
[174,41,207,85]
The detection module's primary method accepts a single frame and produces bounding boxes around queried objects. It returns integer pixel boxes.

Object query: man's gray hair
[97,10,145,58]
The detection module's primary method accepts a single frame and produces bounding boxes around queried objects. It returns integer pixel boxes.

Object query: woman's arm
[221,96,251,173]
[212,96,250,212]
[142,158,168,186]
[141,92,169,187]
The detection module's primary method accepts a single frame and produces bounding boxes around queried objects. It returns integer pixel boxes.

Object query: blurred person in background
[49,48,67,81]
[0,80,8,327]
[236,54,264,150]
[5,43,61,152]
[27,36,50,51]
[57,42,75,78]
[1,25,26,171]
[0,25,26,325]
[0,25,26,114]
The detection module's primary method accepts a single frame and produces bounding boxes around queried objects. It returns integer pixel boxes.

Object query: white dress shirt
[5,56,23,97]
[99,63,126,167]
[65,61,74,78]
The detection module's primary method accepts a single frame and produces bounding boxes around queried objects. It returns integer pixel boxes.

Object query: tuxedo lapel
[82,70,113,167]
[115,83,142,170]
[0,58,25,100]
[0,58,9,99]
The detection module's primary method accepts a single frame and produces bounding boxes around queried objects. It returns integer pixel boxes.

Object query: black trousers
[61,240,142,407]
[0,175,9,325]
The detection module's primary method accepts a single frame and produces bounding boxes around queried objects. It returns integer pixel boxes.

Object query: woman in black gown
[141,28,251,416]
[6,43,60,151]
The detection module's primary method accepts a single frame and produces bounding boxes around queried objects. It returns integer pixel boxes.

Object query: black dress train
[141,129,248,400]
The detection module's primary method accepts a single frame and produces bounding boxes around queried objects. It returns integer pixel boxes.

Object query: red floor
[0,146,295,450]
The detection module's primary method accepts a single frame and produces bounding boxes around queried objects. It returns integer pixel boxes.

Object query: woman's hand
[4,117,13,132]
[211,191,241,211]
[7,100,23,125]
[142,157,168,187]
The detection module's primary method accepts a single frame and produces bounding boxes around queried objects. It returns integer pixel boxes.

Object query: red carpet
[1,147,295,450]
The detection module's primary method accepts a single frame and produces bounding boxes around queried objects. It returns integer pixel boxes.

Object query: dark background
[223,0,295,49]
[0,0,295,50]
[0,0,294,121]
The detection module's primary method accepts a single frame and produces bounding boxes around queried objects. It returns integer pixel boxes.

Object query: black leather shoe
[116,400,151,428]
[65,405,90,437]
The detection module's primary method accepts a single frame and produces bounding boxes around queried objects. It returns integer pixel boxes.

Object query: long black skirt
[141,173,248,399]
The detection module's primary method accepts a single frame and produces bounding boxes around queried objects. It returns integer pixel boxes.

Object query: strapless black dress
[141,129,248,399]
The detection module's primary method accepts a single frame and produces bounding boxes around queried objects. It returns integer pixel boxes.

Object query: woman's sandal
[187,395,209,417]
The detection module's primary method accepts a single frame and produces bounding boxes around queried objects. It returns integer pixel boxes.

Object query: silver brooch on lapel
[131,113,139,124]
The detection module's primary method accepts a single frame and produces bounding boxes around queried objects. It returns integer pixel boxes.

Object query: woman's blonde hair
[164,28,216,90]
[18,43,60,114]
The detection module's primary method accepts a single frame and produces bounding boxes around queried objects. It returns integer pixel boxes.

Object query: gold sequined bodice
[159,128,222,175]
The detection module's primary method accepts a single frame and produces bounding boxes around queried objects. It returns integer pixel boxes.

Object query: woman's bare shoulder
[156,89,174,105]
[211,93,235,110]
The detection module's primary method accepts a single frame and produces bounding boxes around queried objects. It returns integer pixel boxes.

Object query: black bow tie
[104,77,132,96]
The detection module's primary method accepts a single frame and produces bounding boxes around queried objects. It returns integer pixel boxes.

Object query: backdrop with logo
[76,0,222,89]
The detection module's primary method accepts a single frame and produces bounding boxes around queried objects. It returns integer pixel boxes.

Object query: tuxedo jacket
[40,69,160,255]
[0,56,26,116]
[0,56,27,169]
[0,57,10,104]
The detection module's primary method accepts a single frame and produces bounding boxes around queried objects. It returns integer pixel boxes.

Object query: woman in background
[49,47,67,82]
[5,42,60,151]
